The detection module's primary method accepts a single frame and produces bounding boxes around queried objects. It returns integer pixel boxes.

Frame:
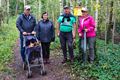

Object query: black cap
[64,6,70,9]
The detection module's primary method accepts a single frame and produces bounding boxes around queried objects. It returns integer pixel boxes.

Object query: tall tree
[23,0,26,6]
[107,1,114,43]
[95,0,99,31]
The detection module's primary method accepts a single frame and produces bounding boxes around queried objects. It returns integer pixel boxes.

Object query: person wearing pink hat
[78,7,96,64]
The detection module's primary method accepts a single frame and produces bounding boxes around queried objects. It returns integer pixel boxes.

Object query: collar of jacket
[62,13,74,17]
[23,13,32,20]
[41,19,49,23]
[81,15,90,20]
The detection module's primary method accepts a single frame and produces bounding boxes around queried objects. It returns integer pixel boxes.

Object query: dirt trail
[11,40,75,80]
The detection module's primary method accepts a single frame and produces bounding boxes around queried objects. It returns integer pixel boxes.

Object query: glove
[51,37,55,42]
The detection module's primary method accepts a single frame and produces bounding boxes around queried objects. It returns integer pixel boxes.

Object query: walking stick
[83,26,87,64]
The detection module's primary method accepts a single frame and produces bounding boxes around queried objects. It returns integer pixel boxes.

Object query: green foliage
[71,39,120,80]
[0,17,18,71]
[50,37,61,50]
[9,0,24,15]
[0,7,4,26]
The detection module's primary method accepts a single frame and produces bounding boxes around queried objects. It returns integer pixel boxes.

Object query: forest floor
[3,40,76,80]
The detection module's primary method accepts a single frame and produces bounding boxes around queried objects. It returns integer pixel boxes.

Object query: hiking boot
[70,59,74,64]
[61,59,67,64]
[90,61,94,64]
[46,59,50,64]
[23,62,27,70]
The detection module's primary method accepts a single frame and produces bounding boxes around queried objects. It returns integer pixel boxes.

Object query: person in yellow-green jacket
[57,6,76,64]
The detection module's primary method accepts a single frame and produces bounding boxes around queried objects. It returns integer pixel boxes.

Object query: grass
[0,17,18,72]
[70,39,120,80]
[50,37,120,80]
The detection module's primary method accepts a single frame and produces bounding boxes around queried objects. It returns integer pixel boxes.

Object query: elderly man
[16,5,36,66]
[57,6,76,64]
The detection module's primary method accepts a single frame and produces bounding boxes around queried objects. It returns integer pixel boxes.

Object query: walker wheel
[40,70,47,76]
[27,71,32,78]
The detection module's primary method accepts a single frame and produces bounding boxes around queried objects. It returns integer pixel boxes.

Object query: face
[82,11,88,17]
[24,9,30,16]
[64,8,70,14]
[43,13,48,20]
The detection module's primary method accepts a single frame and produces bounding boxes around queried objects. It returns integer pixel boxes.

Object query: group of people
[16,5,96,66]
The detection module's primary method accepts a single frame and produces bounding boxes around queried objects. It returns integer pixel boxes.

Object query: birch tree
[95,0,99,31]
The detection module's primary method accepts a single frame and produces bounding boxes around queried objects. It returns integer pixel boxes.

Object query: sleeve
[72,16,76,23]
[16,16,24,33]
[57,16,62,23]
[78,26,82,33]
[36,22,40,40]
[33,17,37,32]
[78,17,82,33]
[51,21,55,42]
[88,16,96,32]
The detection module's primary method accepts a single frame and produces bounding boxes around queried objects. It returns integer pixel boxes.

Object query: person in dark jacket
[37,12,55,64]
[16,5,36,65]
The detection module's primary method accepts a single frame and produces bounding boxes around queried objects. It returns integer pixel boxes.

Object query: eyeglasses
[26,9,30,11]
[81,11,87,13]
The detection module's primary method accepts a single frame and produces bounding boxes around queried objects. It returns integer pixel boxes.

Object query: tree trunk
[95,0,99,31]
[112,1,116,44]
[107,1,114,43]
[70,0,73,13]
[23,0,26,6]
[59,0,63,15]
[85,0,88,7]
[5,0,9,24]
[15,0,19,15]
[0,0,1,7]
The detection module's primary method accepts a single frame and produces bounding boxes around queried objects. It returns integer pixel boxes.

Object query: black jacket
[37,20,55,42]
[16,13,36,34]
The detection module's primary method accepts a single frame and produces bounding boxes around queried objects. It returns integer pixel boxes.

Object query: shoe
[61,59,67,64]
[23,62,27,70]
[70,59,74,64]
[90,61,94,64]
[46,59,50,64]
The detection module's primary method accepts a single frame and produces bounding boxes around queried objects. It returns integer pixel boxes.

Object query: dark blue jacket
[16,13,36,34]
[37,20,55,43]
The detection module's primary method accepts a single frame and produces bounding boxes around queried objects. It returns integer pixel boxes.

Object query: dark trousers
[20,34,25,62]
[59,31,74,60]
[41,42,50,59]
[79,37,96,62]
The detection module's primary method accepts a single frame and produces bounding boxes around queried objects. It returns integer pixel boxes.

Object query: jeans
[59,31,74,60]
[79,37,96,62]
[20,34,25,62]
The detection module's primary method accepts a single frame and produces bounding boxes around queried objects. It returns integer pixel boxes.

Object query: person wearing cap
[16,5,37,65]
[57,6,76,64]
[78,7,96,64]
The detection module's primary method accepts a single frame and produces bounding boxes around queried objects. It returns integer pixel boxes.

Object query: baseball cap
[64,6,70,9]
[24,5,31,10]
[81,7,88,12]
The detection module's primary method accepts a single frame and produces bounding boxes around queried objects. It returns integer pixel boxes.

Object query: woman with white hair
[78,7,96,64]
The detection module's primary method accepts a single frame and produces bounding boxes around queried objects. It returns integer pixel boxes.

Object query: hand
[95,28,97,31]
[84,29,88,32]
[73,33,76,39]
[57,30,60,37]
[78,33,82,37]
[57,32,60,37]
[51,37,55,42]
[73,38,76,43]
[32,31,36,35]
[23,32,27,35]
